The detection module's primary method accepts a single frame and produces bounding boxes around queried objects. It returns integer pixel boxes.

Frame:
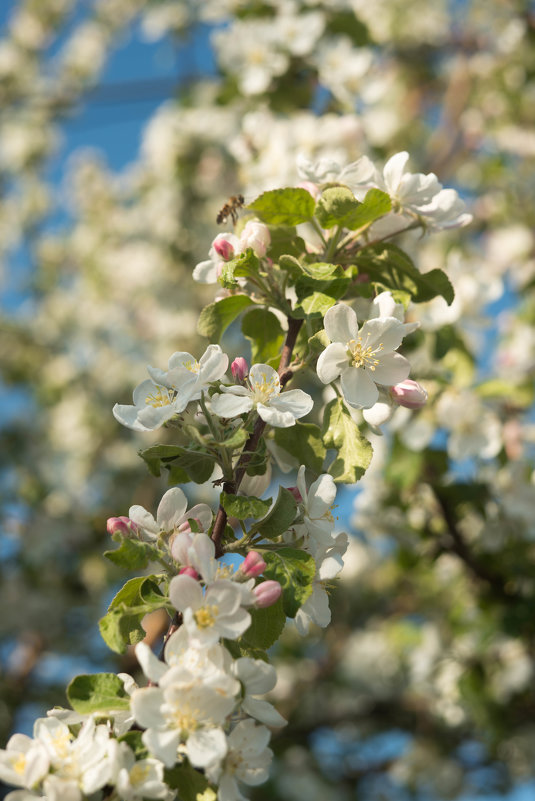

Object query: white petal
[187,728,228,769]
[142,729,180,768]
[340,366,379,409]
[135,642,168,684]
[323,303,358,344]
[128,505,159,536]
[257,403,296,428]
[316,342,349,383]
[269,389,313,418]
[307,474,336,519]
[169,574,203,613]
[182,504,213,533]
[193,259,218,283]
[249,363,280,391]
[112,403,150,432]
[363,401,393,427]
[156,487,188,531]
[371,352,411,386]
[296,465,307,505]
[199,344,229,382]
[242,697,287,727]
[136,402,181,429]
[211,392,253,418]
[359,316,406,352]
[131,688,166,730]
[383,151,409,192]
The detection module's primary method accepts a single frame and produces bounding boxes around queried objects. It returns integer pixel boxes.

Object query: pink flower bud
[287,486,303,503]
[106,516,138,539]
[212,234,236,261]
[178,521,192,534]
[239,221,271,258]
[231,357,249,382]
[179,566,199,580]
[254,580,282,609]
[240,551,267,578]
[390,380,428,409]
[297,180,321,200]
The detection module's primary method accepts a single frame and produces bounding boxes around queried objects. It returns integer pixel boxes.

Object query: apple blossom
[233,658,287,727]
[206,719,273,801]
[211,363,313,427]
[238,220,270,257]
[231,356,249,382]
[253,580,282,608]
[146,344,229,402]
[390,379,428,409]
[317,303,411,409]
[129,487,212,542]
[193,232,240,284]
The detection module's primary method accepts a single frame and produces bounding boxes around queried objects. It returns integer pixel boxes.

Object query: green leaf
[294,276,350,316]
[221,493,272,520]
[355,243,454,305]
[245,437,268,477]
[104,538,157,571]
[308,329,330,354]
[278,254,303,278]
[316,187,391,230]
[242,308,285,365]
[67,673,130,714]
[476,379,534,408]
[274,423,326,475]
[241,597,286,649]
[301,261,345,280]
[253,487,297,539]
[174,451,217,484]
[268,227,306,261]
[138,444,183,477]
[220,248,260,287]
[248,188,315,225]
[263,548,316,617]
[322,398,373,483]
[118,730,148,758]
[165,763,215,800]
[197,295,255,342]
[211,427,249,451]
[99,576,167,654]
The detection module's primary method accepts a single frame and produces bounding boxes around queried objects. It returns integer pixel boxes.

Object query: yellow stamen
[194,604,219,629]
[249,372,279,403]
[145,387,175,408]
[347,338,384,371]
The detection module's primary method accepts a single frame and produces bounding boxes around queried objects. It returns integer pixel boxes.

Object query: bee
[216,194,245,226]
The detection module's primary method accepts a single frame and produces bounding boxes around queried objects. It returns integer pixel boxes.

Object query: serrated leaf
[241,597,286,649]
[220,248,260,287]
[355,243,454,305]
[294,276,349,316]
[197,295,255,342]
[104,538,156,570]
[248,188,315,225]
[138,444,184,478]
[316,187,391,230]
[253,487,297,539]
[268,227,306,261]
[99,577,167,654]
[263,548,316,617]
[322,398,373,483]
[221,493,272,520]
[278,254,303,278]
[211,427,248,451]
[241,307,285,365]
[273,423,326,475]
[301,261,345,280]
[67,673,130,714]
[174,451,217,484]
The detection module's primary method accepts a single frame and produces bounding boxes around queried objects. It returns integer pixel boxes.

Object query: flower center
[145,387,176,408]
[194,604,219,629]
[129,762,151,787]
[249,372,279,404]
[183,359,200,375]
[167,703,200,734]
[347,338,383,371]
[12,754,26,776]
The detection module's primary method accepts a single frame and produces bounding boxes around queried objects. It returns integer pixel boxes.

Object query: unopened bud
[179,566,199,580]
[107,516,138,540]
[390,380,428,409]
[212,234,236,261]
[287,486,303,503]
[239,221,271,258]
[254,580,282,609]
[240,551,266,578]
[231,357,249,382]
[178,521,192,534]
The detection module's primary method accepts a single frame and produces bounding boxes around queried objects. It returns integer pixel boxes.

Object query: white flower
[238,220,271,258]
[317,304,411,409]
[33,717,113,799]
[233,658,286,727]
[135,627,233,687]
[296,153,375,191]
[129,487,212,542]
[147,344,229,402]
[295,532,348,636]
[0,734,49,791]
[111,741,173,800]
[206,719,273,801]
[169,575,251,646]
[113,345,228,431]
[131,676,235,769]
[211,364,313,428]
[292,466,337,556]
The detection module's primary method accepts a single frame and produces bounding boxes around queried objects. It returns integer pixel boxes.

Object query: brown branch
[211,316,303,557]
[432,487,520,605]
